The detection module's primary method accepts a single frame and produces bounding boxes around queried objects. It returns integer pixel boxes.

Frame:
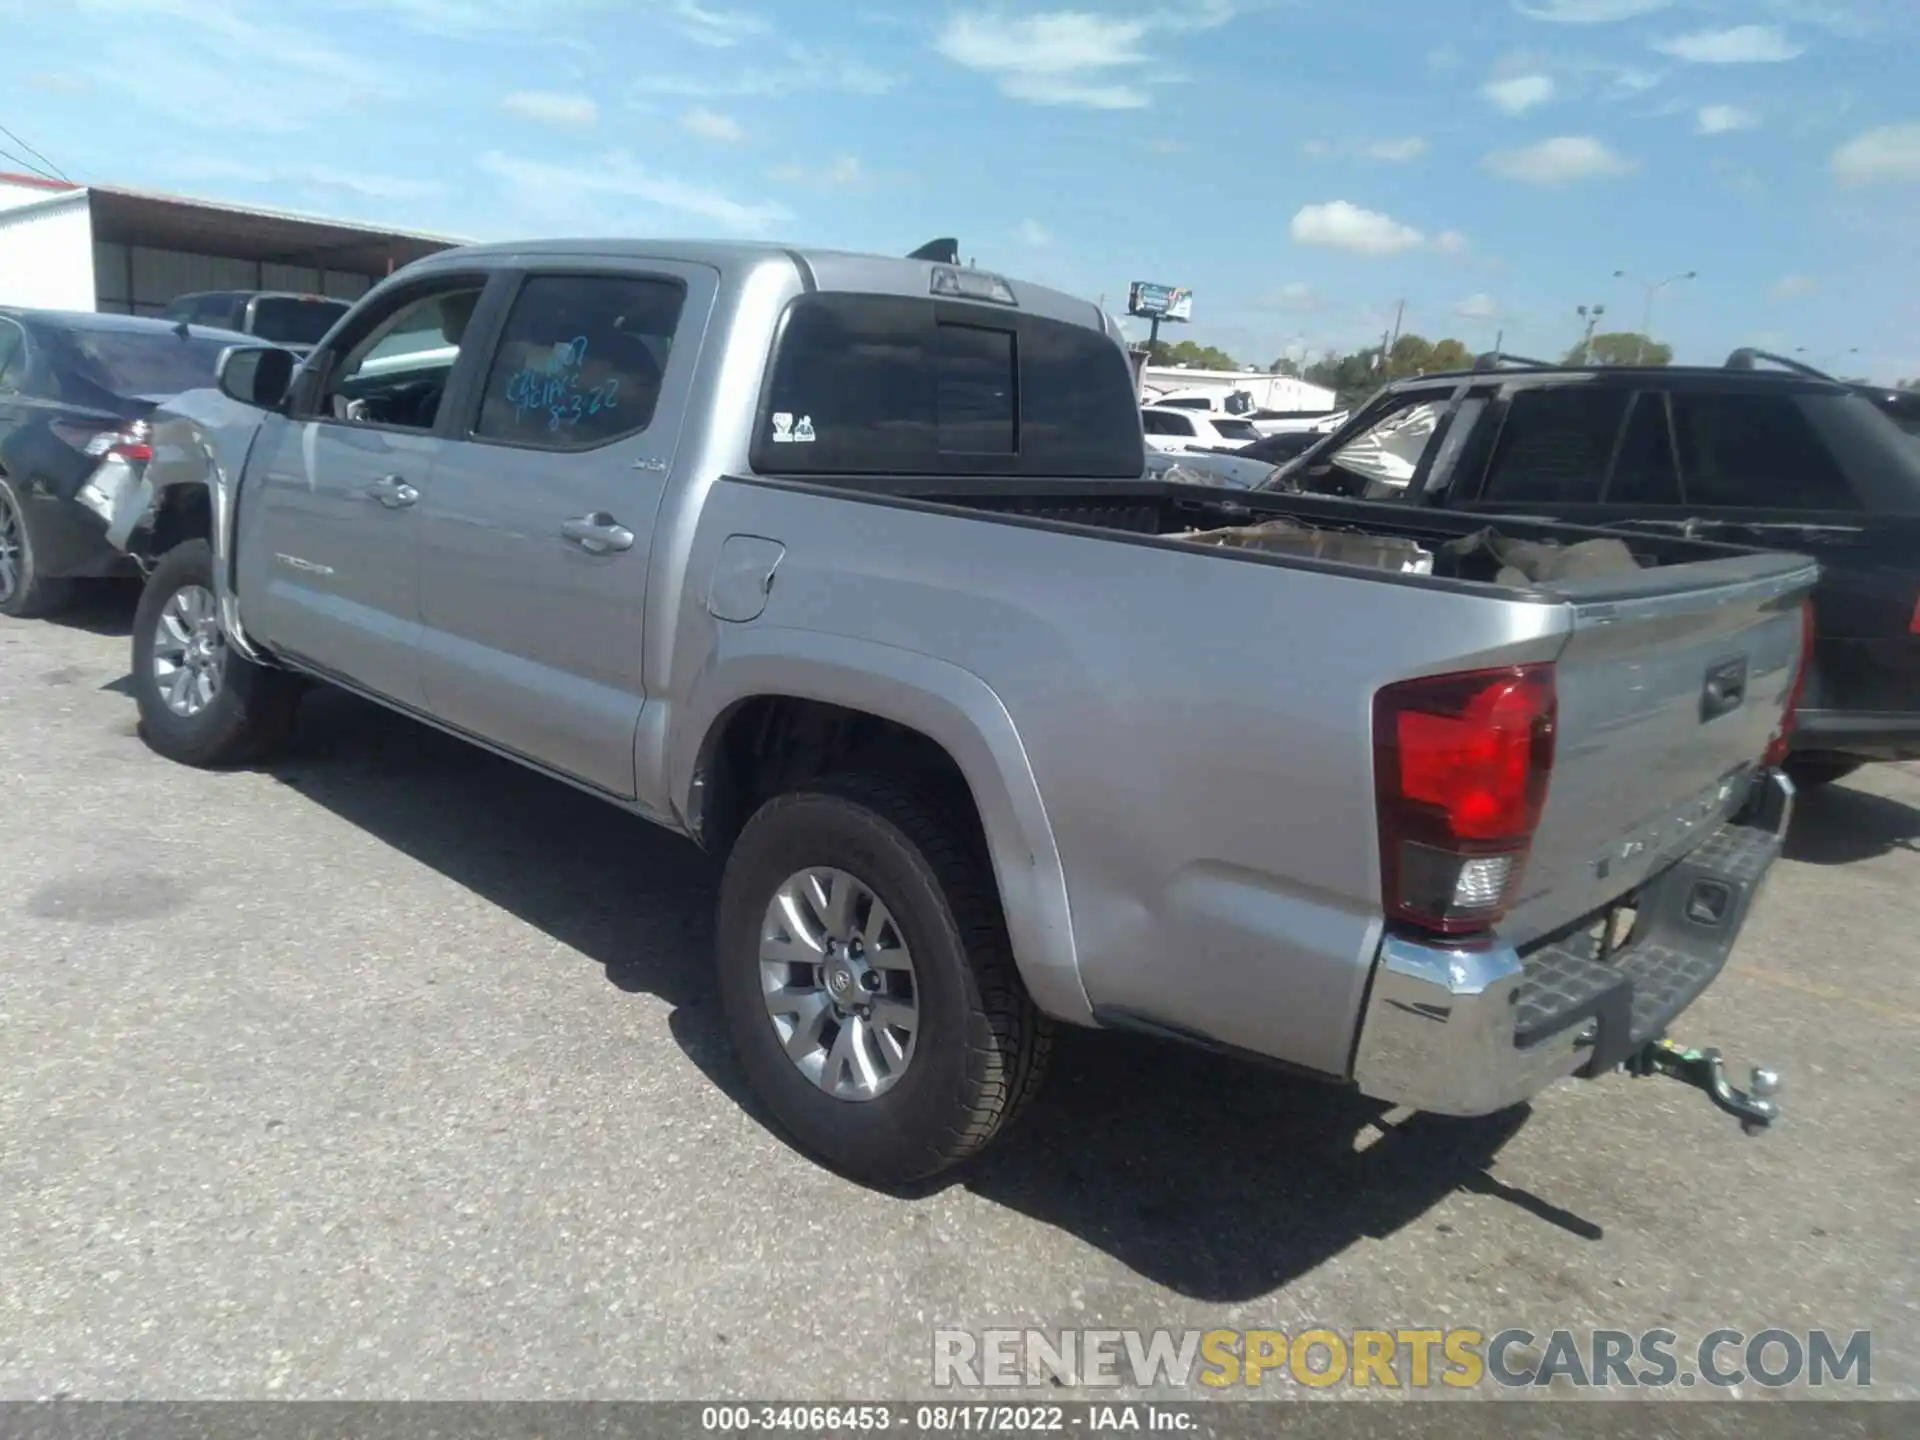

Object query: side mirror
[216,345,295,409]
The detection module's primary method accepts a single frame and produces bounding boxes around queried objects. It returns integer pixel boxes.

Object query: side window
[752,292,1142,478]
[1602,391,1682,504]
[0,320,25,390]
[1479,386,1630,505]
[1143,411,1175,435]
[194,295,239,329]
[473,274,685,450]
[1672,392,1859,511]
[318,284,488,431]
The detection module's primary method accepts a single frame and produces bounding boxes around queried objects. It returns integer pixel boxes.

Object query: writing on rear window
[503,335,621,433]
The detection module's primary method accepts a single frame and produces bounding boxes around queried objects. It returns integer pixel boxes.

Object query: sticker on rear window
[770,412,815,443]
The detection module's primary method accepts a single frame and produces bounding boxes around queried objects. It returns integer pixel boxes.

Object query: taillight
[1764,599,1816,768]
[62,416,154,462]
[1909,594,1920,637]
[1374,664,1557,937]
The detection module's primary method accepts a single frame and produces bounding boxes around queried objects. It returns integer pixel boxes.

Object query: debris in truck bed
[1180,517,1436,575]
[1439,527,1645,586]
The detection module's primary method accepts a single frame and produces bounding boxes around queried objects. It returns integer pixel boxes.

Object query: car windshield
[249,297,349,346]
[53,325,236,400]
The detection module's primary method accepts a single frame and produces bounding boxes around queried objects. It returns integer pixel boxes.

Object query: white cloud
[1363,136,1430,162]
[769,153,864,188]
[1290,201,1425,257]
[501,91,598,127]
[662,0,773,47]
[632,47,896,99]
[1483,134,1637,183]
[478,148,789,234]
[1454,293,1505,322]
[1514,0,1672,20]
[1832,122,1920,185]
[934,5,1237,109]
[1482,74,1557,114]
[1300,139,1334,159]
[1770,275,1818,300]
[1652,25,1805,63]
[1696,104,1759,135]
[1018,218,1053,247]
[681,106,744,142]
[1269,281,1321,310]
[1436,229,1470,254]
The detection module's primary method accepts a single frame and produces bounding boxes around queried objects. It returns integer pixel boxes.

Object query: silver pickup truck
[118,240,1815,1185]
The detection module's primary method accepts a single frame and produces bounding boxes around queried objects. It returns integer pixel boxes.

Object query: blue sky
[6,0,1918,379]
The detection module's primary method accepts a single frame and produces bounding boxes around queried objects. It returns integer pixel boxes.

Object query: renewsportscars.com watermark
[933,1327,1873,1391]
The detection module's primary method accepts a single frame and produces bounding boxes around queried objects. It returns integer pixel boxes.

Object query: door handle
[562,512,635,554]
[366,474,418,509]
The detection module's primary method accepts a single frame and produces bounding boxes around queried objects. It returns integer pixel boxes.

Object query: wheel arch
[671,628,1091,1026]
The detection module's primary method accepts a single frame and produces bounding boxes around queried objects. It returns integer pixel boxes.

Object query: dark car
[1260,348,1920,790]
[0,307,254,617]
[158,290,351,354]
[1853,381,1920,438]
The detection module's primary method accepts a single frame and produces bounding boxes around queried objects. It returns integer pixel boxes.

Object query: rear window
[249,297,350,346]
[49,325,234,400]
[1672,391,1858,511]
[753,293,1142,478]
[1211,418,1260,442]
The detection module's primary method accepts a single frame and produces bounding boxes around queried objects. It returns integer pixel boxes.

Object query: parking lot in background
[2,593,1915,1401]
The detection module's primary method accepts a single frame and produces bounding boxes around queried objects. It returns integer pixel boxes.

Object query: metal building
[0,172,464,315]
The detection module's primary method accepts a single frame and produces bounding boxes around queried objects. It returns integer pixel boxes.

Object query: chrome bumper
[1351,768,1795,1117]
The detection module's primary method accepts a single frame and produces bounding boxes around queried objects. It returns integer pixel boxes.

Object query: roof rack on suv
[1471,351,1556,372]
[1724,347,1838,381]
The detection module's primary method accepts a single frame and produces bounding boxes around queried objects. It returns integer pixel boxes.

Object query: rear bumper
[1791,709,1920,765]
[1351,768,1793,1117]
[17,487,139,581]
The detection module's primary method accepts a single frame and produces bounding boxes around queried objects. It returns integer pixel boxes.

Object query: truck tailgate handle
[562,512,635,554]
[365,474,418,508]
[1700,656,1748,721]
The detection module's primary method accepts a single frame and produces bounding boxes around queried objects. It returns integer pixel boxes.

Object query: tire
[1783,754,1864,790]
[715,773,1054,1186]
[0,476,77,619]
[132,539,302,768]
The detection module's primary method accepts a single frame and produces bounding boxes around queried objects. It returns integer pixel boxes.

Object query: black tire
[1783,754,1864,790]
[715,773,1054,1186]
[0,476,77,619]
[132,539,302,768]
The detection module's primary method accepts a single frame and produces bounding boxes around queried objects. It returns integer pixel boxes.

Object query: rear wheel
[0,476,77,619]
[1783,754,1864,790]
[132,539,302,767]
[715,773,1053,1186]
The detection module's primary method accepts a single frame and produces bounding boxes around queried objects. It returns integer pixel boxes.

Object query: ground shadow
[46,580,140,637]
[268,690,1576,1302]
[1783,779,1920,866]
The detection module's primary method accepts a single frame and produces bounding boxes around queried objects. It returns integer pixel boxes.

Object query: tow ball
[1626,1037,1781,1135]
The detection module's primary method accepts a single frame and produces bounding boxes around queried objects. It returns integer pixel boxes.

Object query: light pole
[1613,268,1696,363]
[1576,303,1607,364]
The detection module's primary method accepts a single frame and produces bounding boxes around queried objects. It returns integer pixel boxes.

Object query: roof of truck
[408,238,1118,334]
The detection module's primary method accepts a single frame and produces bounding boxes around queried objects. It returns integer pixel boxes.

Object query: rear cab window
[249,296,351,347]
[752,292,1142,478]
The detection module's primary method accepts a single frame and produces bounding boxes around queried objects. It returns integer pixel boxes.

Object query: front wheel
[715,773,1053,1186]
[132,539,302,767]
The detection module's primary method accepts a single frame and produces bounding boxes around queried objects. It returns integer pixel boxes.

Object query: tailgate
[1499,552,1818,945]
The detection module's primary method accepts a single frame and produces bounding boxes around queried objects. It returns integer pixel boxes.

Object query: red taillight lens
[1374,664,1557,937]
[1909,594,1920,637]
[1764,599,1816,768]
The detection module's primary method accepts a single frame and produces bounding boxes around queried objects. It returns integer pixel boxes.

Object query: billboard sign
[1127,282,1194,323]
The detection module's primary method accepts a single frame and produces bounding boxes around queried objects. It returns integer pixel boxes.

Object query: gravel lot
[3,592,1915,1402]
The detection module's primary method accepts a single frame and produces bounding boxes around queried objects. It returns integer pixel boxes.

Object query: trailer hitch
[1627,1037,1781,1135]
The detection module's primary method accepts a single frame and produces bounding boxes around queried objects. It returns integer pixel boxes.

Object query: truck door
[231,273,499,708]
[413,263,716,798]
